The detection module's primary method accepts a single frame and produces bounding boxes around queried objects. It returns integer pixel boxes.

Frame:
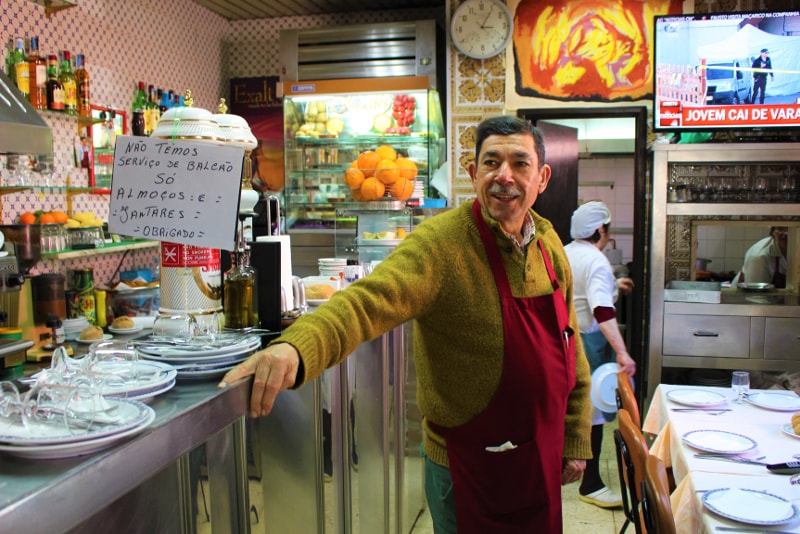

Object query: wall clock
[450,0,514,59]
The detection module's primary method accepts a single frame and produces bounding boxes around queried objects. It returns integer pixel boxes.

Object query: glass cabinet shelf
[282,77,445,231]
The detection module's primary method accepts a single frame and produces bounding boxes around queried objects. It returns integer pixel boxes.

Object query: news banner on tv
[654,10,800,131]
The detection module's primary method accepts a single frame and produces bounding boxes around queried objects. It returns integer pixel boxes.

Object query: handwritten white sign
[108,135,245,251]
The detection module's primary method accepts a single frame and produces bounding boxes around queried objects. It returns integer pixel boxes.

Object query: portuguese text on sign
[108,135,244,251]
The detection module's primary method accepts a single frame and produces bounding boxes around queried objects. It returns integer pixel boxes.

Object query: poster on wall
[229,76,285,192]
[505,0,684,109]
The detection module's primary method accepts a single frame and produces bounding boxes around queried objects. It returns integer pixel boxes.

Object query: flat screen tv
[653,10,800,132]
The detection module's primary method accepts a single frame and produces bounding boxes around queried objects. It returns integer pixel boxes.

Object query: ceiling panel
[190,0,445,19]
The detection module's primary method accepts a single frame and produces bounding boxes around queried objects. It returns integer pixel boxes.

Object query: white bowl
[214,113,258,149]
[151,106,224,142]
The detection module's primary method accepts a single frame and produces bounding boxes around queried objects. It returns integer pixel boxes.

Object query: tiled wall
[1,0,443,282]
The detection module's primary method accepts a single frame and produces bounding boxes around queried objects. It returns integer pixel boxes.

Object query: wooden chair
[613,427,641,534]
[618,408,649,534]
[616,371,641,429]
[641,455,677,534]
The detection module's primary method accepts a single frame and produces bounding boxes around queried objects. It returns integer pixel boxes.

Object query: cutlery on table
[671,408,732,413]
[693,454,769,466]
[716,527,797,533]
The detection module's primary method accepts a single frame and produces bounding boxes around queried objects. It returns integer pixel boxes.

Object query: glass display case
[281,76,445,231]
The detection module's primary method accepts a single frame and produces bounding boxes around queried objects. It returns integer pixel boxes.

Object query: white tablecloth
[643,384,800,533]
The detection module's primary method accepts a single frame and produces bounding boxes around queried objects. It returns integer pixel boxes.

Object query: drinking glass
[192,312,220,343]
[731,371,750,403]
[152,313,197,341]
[87,340,140,389]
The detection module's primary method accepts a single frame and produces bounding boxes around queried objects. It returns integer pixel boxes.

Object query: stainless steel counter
[0,377,252,533]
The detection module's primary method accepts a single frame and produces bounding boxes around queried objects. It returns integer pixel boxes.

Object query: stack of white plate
[137,334,261,380]
[318,257,347,277]
[63,317,90,340]
[0,398,155,460]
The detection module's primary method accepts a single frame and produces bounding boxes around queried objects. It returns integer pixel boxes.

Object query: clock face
[451,0,514,59]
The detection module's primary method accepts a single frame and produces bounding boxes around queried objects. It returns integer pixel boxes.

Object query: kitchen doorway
[517,106,649,406]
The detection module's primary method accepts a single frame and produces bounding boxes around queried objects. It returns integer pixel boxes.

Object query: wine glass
[731,371,750,403]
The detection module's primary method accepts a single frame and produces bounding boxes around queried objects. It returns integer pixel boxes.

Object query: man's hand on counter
[218,343,301,418]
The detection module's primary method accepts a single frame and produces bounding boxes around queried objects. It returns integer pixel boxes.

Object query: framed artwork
[505,0,685,109]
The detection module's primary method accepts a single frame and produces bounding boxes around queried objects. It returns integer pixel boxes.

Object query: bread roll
[79,325,104,341]
[306,283,335,300]
[793,412,800,435]
[111,316,135,329]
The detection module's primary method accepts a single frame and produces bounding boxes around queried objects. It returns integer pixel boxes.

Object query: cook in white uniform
[735,226,788,289]
[565,201,636,509]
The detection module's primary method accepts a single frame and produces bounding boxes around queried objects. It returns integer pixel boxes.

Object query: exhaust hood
[0,70,53,155]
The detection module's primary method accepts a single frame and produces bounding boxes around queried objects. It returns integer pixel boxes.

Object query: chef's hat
[570,201,611,239]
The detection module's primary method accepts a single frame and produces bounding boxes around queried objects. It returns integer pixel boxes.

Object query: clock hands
[480,5,494,29]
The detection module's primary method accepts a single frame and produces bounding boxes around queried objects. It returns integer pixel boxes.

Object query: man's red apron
[428,201,577,533]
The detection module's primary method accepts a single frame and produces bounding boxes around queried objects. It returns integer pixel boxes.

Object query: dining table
[643,384,800,533]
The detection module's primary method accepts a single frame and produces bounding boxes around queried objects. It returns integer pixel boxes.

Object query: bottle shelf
[666,202,800,216]
[41,240,158,261]
[0,186,110,197]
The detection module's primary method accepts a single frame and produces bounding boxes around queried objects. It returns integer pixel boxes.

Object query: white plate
[0,409,155,460]
[702,487,800,526]
[307,299,329,307]
[666,389,729,407]
[76,333,113,344]
[176,365,238,380]
[98,360,178,398]
[108,324,145,335]
[127,379,176,403]
[682,429,757,454]
[0,398,154,446]
[137,335,260,361]
[590,362,620,412]
[744,391,800,412]
[781,424,800,440]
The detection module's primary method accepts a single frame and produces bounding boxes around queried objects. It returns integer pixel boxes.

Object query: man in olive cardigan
[221,116,592,532]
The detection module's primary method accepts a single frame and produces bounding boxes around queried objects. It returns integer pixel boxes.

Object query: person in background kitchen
[219,115,592,533]
[751,48,774,105]
[736,226,788,288]
[564,201,636,510]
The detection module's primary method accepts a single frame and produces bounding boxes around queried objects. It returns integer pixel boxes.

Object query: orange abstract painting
[512,0,682,102]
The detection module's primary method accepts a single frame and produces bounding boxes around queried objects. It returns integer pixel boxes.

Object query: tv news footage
[653,11,800,131]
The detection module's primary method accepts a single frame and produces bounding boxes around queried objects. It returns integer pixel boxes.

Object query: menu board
[108,135,244,251]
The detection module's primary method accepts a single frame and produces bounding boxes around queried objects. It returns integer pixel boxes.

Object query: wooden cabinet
[647,143,800,400]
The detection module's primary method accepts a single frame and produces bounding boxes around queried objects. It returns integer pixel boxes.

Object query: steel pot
[695,257,712,271]
[0,224,41,273]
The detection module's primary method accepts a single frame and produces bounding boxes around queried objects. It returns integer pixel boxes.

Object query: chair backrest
[616,370,641,429]
[641,455,677,534]
[618,408,649,501]
[613,427,642,534]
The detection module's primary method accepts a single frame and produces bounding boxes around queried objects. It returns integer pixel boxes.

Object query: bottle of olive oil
[223,235,258,330]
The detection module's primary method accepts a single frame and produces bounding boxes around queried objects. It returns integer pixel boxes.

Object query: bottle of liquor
[132,81,147,114]
[10,37,29,98]
[145,84,159,135]
[45,54,64,112]
[27,36,46,109]
[74,53,90,117]
[158,88,170,114]
[58,50,77,115]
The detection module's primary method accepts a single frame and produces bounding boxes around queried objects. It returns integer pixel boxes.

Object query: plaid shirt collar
[500,211,536,253]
